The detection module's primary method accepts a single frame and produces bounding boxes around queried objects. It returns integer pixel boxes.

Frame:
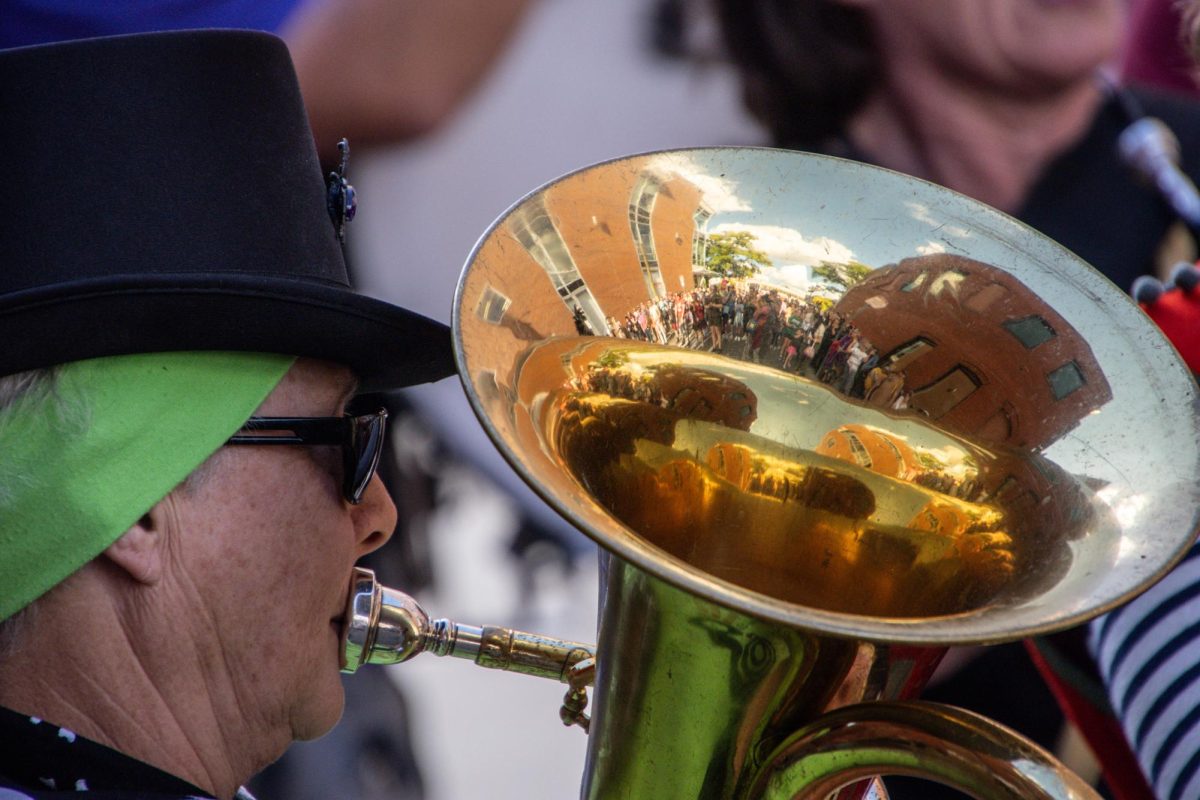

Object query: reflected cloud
[709,223,857,268]
[1095,486,1148,533]
[645,152,751,213]
[906,201,973,239]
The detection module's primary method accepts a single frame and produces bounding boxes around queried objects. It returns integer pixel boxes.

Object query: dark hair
[712,0,879,149]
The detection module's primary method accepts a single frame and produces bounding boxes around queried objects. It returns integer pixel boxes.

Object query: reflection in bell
[440,148,1200,796]
[839,253,1111,449]
[527,337,1098,620]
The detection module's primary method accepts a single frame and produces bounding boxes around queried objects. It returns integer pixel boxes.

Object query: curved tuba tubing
[345,148,1200,798]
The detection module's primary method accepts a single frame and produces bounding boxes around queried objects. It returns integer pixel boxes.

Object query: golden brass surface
[438,147,1200,796]
[748,701,1097,798]
[532,338,1087,620]
[453,147,1200,646]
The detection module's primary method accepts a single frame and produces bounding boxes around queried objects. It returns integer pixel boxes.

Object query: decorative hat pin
[327,138,357,244]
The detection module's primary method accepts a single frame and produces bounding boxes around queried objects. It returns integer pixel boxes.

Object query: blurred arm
[281,0,536,162]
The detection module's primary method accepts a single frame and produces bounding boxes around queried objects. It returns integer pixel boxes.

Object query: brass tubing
[424,618,595,683]
[474,625,596,682]
[744,701,1099,800]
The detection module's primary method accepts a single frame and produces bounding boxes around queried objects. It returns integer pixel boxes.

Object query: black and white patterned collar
[0,705,256,800]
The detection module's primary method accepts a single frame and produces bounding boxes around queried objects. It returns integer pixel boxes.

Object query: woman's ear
[102,501,172,586]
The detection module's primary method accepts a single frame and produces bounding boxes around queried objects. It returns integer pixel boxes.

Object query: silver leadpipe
[340,567,596,725]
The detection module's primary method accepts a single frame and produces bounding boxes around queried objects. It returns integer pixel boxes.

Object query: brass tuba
[342,148,1200,798]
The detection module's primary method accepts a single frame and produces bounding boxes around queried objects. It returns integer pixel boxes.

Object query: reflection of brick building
[458,159,706,395]
[835,253,1112,449]
[814,421,1093,553]
[815,424,921,481]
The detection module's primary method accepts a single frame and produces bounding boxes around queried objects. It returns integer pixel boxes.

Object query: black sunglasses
[226,408,387,504]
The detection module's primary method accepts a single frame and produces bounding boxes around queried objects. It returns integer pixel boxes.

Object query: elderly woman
[714,0,1200,289]
[0,31,453,799]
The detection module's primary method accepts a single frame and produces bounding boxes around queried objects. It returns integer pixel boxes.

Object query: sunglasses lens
[346,410,386,503]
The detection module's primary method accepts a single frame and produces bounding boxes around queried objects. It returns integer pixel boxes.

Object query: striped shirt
[1091,542,1200,800]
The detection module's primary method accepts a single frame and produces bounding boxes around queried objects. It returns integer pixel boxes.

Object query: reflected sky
[624,149,1190,494]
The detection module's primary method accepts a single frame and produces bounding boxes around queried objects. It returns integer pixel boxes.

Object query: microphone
[1118,116,1200,228]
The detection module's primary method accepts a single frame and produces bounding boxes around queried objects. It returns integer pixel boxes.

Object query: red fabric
[1141,285,1200,374]
[1023,640,1154,800]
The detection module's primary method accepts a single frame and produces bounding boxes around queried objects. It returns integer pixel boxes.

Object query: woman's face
[860,0,1125,96]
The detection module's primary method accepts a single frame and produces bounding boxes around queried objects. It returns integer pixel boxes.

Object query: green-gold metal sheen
[345,148,1200,797]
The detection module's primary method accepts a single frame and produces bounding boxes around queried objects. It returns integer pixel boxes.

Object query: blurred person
[705,290,725,351]
[0,30,455,800]
[1122,0,1200,99]
[710,0,1200,288]
[0,0,536,164]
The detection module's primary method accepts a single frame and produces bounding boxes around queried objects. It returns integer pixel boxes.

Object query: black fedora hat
[0,29,454,390]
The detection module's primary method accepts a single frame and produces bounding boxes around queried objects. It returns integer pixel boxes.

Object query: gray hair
[0,367,59,408]
[0,367,62,657]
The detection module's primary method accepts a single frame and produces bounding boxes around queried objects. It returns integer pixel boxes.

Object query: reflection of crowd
[913,470,982,505]
[608,280,912,411]
[579,362,653,403]
[609,281,771,349]
[606,287,715,346]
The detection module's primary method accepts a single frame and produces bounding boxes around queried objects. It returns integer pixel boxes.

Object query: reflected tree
[811,260,873,292]
[704,231,772,278]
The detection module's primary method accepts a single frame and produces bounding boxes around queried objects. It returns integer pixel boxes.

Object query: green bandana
[0,352,294,620]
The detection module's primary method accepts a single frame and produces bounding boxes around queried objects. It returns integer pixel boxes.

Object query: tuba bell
[342,148,1200,798]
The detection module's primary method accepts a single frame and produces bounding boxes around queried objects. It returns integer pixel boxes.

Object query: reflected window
[510,196,606,333]
[1047,361,1086,400]
[629,175,667,298]
[476,285,510,325]
[928,270,967,298]
[878,436,904,465]
[993,475,1018,503]
[474,369,506,409]
[692,206,712,269]
[887,337,934,370]
[1003,316,1056,349]
[912,366,981,418]
[844,431,872,468]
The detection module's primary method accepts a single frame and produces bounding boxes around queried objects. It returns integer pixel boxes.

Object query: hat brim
[0,273,455,391]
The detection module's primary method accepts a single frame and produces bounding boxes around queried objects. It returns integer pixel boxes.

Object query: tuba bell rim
[452,145,1200,648]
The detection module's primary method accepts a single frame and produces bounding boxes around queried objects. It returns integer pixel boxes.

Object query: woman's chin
[293,675,346,742]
